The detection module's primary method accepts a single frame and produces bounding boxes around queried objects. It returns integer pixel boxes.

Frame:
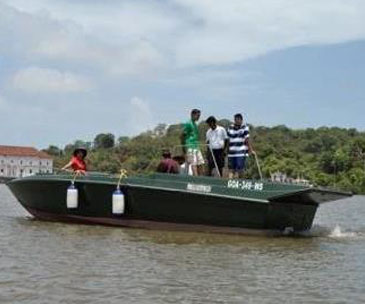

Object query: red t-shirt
[71,156,87,171]
[157,158,179,174]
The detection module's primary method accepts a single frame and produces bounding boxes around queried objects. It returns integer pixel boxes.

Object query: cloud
[0,1,167,77]
[12,67,92,93]
[172,0,365,66]
[129,97,155,133]
[2,0,365,70]
[1,0,365,146]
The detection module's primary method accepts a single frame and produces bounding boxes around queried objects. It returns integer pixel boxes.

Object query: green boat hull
[7,173,351,234]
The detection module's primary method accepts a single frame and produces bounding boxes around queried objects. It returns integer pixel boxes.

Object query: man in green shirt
[181,109,205,176]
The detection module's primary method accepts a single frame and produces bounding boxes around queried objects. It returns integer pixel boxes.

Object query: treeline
[43,121,365,194]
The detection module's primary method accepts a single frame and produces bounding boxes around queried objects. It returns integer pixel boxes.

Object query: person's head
[206,116,217,129]
[191,109,201,122]
[162,149,171,159]
[73,148,87,160]
[173,155,185,165]
[234,113,243,127]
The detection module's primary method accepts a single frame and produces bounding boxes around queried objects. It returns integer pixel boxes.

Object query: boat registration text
[187,183,212,193]
[227,180,264,191]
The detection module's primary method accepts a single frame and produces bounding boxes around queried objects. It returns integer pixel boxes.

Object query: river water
[0,184,364,304]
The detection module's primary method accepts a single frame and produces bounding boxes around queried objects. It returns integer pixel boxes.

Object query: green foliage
[43,145,63,156]
[52,122,365,194]
[94,133,115,149]
[117,136,130,146]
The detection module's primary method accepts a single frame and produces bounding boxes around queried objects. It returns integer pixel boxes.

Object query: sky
[0,0,365,148]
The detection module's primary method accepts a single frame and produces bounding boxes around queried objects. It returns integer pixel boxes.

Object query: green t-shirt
[183,119,199,149]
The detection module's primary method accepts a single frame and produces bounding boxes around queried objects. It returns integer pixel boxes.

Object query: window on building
[20,160,23,165]
[29,169,32,174]
[0,169,3,173]
[30,161,32,165]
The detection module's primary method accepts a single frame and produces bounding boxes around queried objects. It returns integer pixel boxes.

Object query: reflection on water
[1,185,365,304]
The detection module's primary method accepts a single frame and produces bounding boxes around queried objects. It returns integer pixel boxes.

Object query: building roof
[0,145,53,159]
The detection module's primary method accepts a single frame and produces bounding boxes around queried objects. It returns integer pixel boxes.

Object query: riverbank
[45,123,365,194]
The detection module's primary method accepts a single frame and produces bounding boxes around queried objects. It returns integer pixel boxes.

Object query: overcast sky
[1,0,365,148]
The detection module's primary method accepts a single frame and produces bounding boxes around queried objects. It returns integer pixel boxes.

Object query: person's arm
[61,160,73,171]
[224,128,230,155]
[180,133,186,154]
[206,129,210,145]
[245,137,255,155]
[181,122,190,154]
[222,128,228,152]
[243,126,254,155]
[206,129,211,156]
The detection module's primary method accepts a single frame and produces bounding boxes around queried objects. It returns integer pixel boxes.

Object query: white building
[0,145,53,178]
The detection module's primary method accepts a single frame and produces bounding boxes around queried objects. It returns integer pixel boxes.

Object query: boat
[6,171,352,235]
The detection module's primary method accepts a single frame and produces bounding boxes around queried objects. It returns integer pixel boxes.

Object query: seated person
[157,150,179,174]
[173,155,193,176]
[62,148,87,174]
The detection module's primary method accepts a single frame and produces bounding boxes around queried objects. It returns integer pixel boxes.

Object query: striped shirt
[227,124,250,157]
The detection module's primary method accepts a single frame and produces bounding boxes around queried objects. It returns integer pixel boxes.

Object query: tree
[153,124,168,136]
[118,136,130,146]
[94,133,115,149]
[43,145,62,156]
[47,121,365,193]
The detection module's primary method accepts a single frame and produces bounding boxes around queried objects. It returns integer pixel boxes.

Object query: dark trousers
[207,148,225,176]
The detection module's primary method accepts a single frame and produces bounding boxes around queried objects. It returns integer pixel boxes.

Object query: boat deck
[15,172,327,204]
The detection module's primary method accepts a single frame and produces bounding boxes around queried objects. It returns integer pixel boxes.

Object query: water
[0,184,364,304]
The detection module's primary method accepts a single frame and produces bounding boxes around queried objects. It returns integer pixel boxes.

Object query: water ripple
[1,185,365,303]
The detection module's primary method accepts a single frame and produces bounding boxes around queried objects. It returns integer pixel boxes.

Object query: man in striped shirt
[227,113,254,179]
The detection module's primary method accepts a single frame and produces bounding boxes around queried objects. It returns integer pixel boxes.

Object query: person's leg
[196,149,205,176]
[197,165,204,176]
[214,149,224,178]
[236,157,246,179]
[218,166,224,178]
[192,165,199,176]
[228,157,235,179]
[206,149,214,176]
[187,149,198,176]
[209,149,222,177]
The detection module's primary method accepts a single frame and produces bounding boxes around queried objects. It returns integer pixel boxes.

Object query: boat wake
[328,225,359,238]
[295,224,364,239]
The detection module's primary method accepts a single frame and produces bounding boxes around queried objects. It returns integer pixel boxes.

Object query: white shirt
[206,125,228,150]
[180,163,193,175]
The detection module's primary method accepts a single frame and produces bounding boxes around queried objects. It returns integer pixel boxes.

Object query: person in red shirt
[156,150,180,174]
[62,148,87,174]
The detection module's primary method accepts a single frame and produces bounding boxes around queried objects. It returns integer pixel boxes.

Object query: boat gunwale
[9,175,271,204]
[8,173,351,205]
